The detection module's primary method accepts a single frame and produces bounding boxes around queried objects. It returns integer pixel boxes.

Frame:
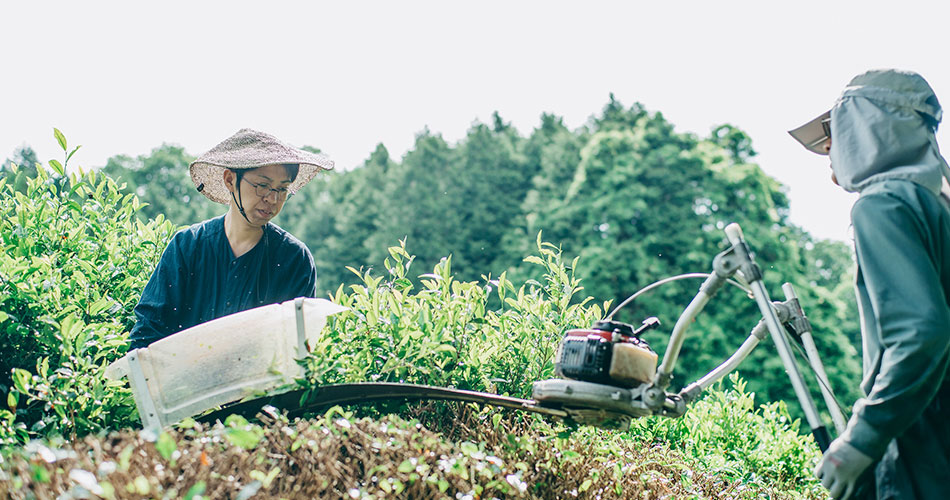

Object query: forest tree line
[1,96,863,411]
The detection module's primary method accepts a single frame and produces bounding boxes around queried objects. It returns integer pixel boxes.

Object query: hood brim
[788,110,831,156]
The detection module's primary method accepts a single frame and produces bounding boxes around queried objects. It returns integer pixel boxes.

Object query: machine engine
[554,319,660,388]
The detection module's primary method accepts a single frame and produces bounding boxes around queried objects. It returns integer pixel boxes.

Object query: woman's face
[824,140,839,186]
[227,164,293,226]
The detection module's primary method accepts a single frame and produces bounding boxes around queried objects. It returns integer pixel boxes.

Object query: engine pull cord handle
[724,223,831,452]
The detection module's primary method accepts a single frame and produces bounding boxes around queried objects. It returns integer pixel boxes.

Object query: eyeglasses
[821,117,832,139]
[247,180,290,201]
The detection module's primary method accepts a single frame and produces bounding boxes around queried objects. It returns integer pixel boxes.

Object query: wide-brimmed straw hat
[190,128,334,204]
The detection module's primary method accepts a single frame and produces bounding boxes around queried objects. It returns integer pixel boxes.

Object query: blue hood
[829,69,949,194]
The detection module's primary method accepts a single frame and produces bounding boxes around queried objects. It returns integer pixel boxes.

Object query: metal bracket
[295,297,307,358]
[126,351,162,430]
[713,241,761,284]
[781,298,812,337]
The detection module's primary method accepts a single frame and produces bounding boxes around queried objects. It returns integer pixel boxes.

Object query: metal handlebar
[644,223,836,451]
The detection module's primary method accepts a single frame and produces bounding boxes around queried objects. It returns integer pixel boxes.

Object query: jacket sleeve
[843,192,950,459]
[129,233,188,349]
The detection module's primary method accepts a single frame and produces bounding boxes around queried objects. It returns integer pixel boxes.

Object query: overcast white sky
[3,1,948,242]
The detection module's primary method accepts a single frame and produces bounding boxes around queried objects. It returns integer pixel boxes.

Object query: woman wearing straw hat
[129,129,333,349]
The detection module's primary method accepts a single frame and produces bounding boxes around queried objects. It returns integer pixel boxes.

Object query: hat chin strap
[230,173,253,225]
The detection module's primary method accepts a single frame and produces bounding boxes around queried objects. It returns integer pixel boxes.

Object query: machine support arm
[724,224,831,452]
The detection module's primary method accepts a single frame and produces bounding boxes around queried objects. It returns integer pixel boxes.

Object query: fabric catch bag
[106,297,347,429]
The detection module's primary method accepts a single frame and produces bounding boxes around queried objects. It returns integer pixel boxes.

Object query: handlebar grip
[724,223,744,245]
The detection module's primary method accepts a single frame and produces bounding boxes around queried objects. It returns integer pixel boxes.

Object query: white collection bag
[106,297,347,429]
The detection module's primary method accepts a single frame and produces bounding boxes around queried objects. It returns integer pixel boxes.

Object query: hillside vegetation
[91,98,863,408]
[0,104,847,497]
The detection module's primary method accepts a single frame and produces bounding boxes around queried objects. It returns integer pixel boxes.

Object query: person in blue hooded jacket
[790,70,950,500]
[129,129,334,349]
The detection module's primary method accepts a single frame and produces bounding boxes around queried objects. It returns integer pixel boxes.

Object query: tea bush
[0,399,826,499]
[295,236,824,492]
[0,133,830,497]
[302,234,608,399]
[0,130,178,445]
[626,374,823,494]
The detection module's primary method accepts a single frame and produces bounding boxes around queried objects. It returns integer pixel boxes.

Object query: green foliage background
[1,137,178,444]
[0,99,861,496]
[76,96,861,409]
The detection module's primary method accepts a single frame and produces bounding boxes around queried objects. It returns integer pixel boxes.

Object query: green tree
[500,113,585,280]
[529,101,713,305]
[276,168,349,298]
[505,98,862,414]
[365,130,459,272]
[323,144,393,294]
[710,123,758,163]
[101,144,220,225]
[449,114,531,279]
[1,146,40,193]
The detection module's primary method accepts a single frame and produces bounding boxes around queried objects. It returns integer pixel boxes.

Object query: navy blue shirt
[130,215,317,349]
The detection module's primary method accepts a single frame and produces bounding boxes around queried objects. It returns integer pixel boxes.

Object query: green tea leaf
[225,428,263,449]
[460,441,479,455]
[66,145,82,164]
[49,159,65,176]
[579,479,592,492]
[53,128,67,151]
[176,417,196,429]
[155,431,176,461]
[132,475,150,495]
[12,369,32,393]
[522,255,544,266]
[31,464,51,483]
[183,480,206,500]
[224,414,250,428]
[434,344,457,356]
[88,296,114,316]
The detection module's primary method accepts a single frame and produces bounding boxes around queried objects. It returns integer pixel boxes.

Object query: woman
[129,128,333,348]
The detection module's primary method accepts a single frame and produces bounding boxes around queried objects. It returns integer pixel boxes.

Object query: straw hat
[190,128,334,204]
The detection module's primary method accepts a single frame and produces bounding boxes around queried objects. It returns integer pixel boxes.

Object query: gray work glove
[814,438,874,500]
